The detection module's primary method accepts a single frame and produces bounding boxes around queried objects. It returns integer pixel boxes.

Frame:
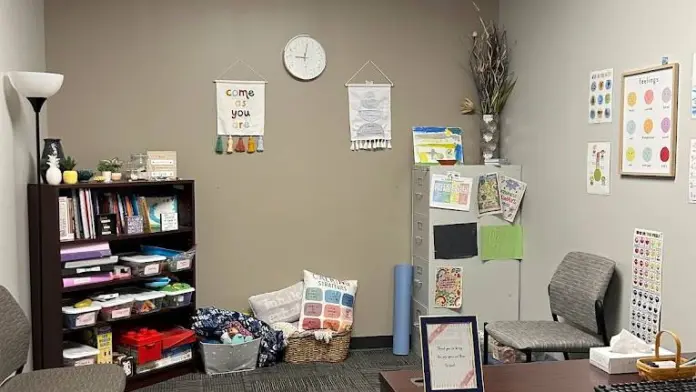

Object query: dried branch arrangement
[461,2,517,115]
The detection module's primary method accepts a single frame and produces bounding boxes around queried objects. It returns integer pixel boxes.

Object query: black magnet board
[433,223,478,259]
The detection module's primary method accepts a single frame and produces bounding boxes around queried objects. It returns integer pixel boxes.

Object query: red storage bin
[118,328,163,365]
[160,327,196,352]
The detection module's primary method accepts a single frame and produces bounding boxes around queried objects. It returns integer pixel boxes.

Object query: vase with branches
[461,2,517,162]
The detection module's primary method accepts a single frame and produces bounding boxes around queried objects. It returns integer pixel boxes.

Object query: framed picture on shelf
[419,315,484,392]
[619,63,679,177]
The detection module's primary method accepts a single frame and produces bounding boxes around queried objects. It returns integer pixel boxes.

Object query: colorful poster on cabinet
[430,173,473,211]
[412,127,464,164]
[433,266,463,309]
[620,64,679,177]
[477,173,502,216]
[498,175,526,223]
[589,68,614,124]
[629,228,663,344]
[587,142,611,195]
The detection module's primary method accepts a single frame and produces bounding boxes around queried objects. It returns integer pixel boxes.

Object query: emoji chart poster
[621,65,678,176]
[589,68,614,124]
[587,142,611,195]
[629,228,663,344]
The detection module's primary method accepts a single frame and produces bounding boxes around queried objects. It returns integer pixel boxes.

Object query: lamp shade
[8,72,64,98]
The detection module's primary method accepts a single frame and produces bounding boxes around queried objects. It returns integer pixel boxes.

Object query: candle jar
[128,153,148,181]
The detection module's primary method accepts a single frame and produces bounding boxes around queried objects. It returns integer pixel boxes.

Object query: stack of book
[61,242,117,288]
[59,191,179,241]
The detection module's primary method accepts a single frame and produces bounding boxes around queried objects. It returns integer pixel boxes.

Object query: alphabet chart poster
[589,68,614,124]
[620,64,679,177]
[215,80,266,136]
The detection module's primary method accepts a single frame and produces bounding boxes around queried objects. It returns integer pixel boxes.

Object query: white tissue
[609,329,652,354]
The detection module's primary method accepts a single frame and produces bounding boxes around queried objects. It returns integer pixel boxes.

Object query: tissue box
[590,346,674,374]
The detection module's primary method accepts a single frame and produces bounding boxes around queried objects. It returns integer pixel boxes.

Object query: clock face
[283,35,326,81]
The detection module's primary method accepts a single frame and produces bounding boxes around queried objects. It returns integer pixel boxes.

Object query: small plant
[62,156,77,171]
[97,157,123,172]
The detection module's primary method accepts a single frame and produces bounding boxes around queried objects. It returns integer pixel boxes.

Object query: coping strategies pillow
[299,270,358,332]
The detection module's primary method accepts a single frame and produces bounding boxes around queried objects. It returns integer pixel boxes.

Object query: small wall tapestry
[345,60,394,151]
[214,80,266,154]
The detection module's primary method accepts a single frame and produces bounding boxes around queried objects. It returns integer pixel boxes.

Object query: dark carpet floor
[135,349,421,392]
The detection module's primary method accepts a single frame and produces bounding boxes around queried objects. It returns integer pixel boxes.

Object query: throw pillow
[298,270,358,332]
[248,281,304,325]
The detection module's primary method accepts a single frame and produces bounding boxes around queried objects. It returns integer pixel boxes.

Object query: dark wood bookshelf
[28,180,197,390]
[60,226,193,246]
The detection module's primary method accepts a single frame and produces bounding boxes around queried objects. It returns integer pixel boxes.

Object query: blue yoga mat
[393,263,413,355]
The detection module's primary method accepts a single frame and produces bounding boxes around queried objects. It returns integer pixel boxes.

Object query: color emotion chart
[629,228,663,344]
[589,68,613,124]
[621,64,679,177]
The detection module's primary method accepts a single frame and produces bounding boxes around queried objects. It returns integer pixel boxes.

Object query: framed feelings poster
[620,64,679,177]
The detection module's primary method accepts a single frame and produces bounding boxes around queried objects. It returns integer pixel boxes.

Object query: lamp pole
[27,97,47,185]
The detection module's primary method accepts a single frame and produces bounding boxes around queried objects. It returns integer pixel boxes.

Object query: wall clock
[283,34,326,81]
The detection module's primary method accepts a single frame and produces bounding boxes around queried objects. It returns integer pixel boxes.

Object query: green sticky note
[480,225,523,260]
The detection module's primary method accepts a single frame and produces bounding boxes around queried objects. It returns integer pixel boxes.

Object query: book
[63,255,118,269]
[63,272,113,288]
[62,264,115,277]
[60,242,112,262]
[59,197,74,241]
[146,196,178,231]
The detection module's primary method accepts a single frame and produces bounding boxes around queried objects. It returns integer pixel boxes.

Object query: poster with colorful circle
[588,68,614,124]
[620,64,679,177]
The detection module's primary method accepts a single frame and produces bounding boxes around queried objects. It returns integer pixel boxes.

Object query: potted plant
[461,1,517,163]
[62,156,78,185]
[110,157,123,181]
[97,158,118,183]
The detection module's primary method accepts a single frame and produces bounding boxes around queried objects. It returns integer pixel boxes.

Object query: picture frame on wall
[619,63,679,177]
[419,315,484,392]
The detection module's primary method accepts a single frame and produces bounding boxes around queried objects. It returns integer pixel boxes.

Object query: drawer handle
[413,322,419,328]
[415,266,423,274]
[417,221,423,230]
[413,279,422,289]
[414,192,423,200]
[415,236,423,245]
[417,178,423,186]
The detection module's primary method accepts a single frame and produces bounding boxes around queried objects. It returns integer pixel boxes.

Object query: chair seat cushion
[1,364,126,392]
[485,320,604,352]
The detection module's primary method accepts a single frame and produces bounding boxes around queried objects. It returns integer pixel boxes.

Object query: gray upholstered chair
[483,252,615,364]
[0,286,126,392]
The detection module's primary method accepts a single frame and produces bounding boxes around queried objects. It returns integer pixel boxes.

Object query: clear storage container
[162,287,195,308]
[131,290,166,314]
[119,255,165,277]
[63,342,100,367]
[61,303,102,330]
[141,246,195,272]
[95,296,134,321]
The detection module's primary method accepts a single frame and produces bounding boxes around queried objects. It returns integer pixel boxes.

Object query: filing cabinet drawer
[412,256,429,306]
[412,187,428,215]
[411,299,428,357]
[411,213,429,260]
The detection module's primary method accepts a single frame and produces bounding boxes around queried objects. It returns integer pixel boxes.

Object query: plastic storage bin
[162,287,195,308]
[61,303,101,329]
[141,246,195,272]
[118,328,163,365]
[119,255,165,277]
[63,342,100,367]
[130,290,166,314]
[95,296,134,321]
[200,338,261,375]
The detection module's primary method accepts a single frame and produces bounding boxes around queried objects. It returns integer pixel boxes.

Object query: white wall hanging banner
[345,61,394,151]
[213,59,267,154]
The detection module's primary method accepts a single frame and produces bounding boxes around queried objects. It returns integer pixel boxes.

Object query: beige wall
[1,0,46,369]
[500,0,696,348]
[45,0,497,336]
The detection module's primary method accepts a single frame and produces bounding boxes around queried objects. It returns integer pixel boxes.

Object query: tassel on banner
[215,136,224,154]
[247,136,256,153]
[226,136,234,154]
[387,140,392,149]
[350,141,356,151]
[256,136,264,152]
[235,137,246,152]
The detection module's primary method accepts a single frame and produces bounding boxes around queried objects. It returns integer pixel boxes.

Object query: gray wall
[45,0,498,336]
[1,0,46,369]
[501,0,696,347]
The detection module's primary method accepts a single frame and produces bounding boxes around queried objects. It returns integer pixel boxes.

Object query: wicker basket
[284,331,351,364]
[636,330,696,381]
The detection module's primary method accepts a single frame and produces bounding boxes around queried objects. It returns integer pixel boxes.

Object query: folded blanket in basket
[192,307,284,367]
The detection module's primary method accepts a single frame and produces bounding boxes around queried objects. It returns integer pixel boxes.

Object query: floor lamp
[8,71,63,369]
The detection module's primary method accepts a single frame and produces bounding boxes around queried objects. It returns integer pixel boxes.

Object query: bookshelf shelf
[60,226,193,246]
[29,181,197,391]
[62,304,194,333]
